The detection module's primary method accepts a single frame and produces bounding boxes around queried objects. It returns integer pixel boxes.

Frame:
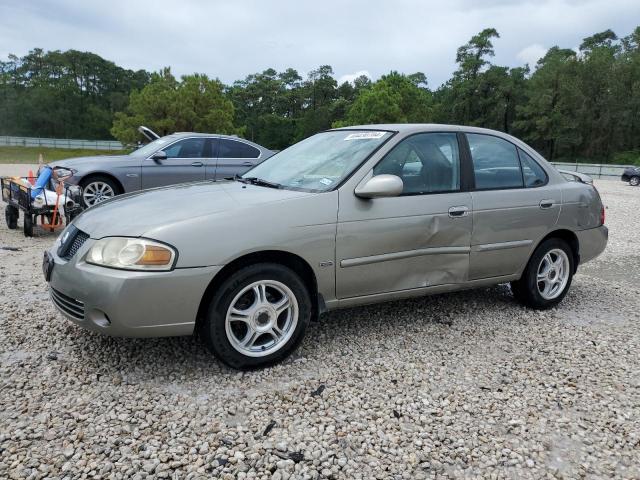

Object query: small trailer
[1,176,83,237]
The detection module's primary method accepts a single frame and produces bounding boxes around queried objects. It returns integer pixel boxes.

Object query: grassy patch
[0,146,128,164]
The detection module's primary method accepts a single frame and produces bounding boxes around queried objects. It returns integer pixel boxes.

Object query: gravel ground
[1,179,639,479]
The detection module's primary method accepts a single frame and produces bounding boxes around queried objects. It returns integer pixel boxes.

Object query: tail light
[600,205,605,225]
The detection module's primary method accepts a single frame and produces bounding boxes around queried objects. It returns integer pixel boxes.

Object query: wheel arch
[195,249,320,331]
[79,172,125,194]
[534,229,580,273]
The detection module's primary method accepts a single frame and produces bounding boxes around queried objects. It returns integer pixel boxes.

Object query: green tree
[0,48,149,139]
[455,28,500,80]
[111,69,236,144]
[434,28,527,134]
[337,72,432,126]
[514,47,581,159]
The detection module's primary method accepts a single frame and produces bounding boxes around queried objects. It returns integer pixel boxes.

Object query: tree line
[1,27,639,163]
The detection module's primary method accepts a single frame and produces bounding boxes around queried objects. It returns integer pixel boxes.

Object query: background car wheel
[5,205,18,229]
[510,238,574,310]
[80,176,119,207]
[630,176,640,186]
[201,263,312,369]
[23,214,34,237]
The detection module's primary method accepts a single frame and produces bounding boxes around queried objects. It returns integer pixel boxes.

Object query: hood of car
[72,180,312,239]
[52,155,133,170]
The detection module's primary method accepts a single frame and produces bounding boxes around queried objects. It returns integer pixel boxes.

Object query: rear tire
[200,263,312,369]
[511,238,574,310]
[630,176,640,186]
[5,205,18,229]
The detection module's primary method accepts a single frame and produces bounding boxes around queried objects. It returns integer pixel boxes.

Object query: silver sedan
[45,124,608,369]
[52,132,274,206]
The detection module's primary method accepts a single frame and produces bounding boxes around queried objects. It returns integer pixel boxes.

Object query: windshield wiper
[236,176,282,189]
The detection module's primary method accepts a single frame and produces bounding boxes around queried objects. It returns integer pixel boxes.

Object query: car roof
[167,132,242,140]
[332,123,512,137]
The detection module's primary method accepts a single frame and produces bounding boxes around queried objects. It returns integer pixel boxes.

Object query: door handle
[448,206,469,218]
[242,161,253,166]
[539,199,555,209]
[191,162,204,167]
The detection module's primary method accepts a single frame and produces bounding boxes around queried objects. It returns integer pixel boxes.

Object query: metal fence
[551,162,627,179]
[0,135,123,151]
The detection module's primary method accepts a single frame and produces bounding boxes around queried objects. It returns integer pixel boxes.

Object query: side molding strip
[341,246,470,268]
[475,239,533,252]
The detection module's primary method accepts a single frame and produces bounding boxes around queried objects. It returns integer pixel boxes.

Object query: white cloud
[516,44,548,67]
[337,70,371,85]
[1,0,639,86]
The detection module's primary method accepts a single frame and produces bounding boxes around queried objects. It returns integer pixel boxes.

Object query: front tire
[80,176,119,207]
[201,263,312,369]
[630,176,640,186]
[511,238,574,310]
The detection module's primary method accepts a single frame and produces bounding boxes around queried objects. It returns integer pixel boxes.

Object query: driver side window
[162,138,207,159]
[373,133,460,194]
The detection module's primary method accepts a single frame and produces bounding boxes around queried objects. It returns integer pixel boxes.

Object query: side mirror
[151,151,167,163]
[355,174,403,199]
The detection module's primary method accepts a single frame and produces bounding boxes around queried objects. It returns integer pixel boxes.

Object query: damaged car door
[336,132,472,298]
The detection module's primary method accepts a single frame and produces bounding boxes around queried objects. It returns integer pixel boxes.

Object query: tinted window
[373,133,460,194]
[219,139,260,159]
[162,138,206,159]
[468,134,523,190]
[519,148,547,187]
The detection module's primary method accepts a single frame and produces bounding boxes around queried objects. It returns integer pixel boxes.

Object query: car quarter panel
[64,160,143,193]
[556,181,603,230]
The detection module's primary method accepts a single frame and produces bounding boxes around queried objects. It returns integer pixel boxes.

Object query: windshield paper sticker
[344,132,386,140]
[319,178,333,186]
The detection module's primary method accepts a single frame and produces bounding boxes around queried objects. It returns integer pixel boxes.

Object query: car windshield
[130,137,175,157]
[242,130,393,192]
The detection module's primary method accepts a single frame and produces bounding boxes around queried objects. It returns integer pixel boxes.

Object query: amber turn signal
[137,246,173,266]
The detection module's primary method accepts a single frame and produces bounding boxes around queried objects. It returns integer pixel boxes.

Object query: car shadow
[62,283,519,377]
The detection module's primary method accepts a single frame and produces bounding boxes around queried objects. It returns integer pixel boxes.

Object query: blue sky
[1,0,639,87]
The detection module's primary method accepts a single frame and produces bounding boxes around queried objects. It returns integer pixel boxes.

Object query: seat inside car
[417,141,453,192]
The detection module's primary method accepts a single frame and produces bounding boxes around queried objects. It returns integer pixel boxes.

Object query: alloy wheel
[225,280,298,357]
[536,248,570,300]
[83,181,115,206]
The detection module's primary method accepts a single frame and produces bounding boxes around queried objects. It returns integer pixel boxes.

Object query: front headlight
[54,167,76,178]
[85,237,177,271]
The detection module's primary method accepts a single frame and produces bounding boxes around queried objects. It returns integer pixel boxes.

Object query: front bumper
[47,238,222,337]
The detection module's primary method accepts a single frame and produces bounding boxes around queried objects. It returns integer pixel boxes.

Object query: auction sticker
[344,131,386,140]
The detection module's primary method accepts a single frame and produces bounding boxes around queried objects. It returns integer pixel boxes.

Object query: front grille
[64,232,89,259]
[50,287,85,320]
[58,226,90,260]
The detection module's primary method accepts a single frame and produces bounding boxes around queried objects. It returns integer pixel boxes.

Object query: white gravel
[1,179,639,479]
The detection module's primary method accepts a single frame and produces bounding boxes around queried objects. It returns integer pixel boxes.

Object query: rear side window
[373,133,460,194]
[219,139,260,159]
[467,134,523,190]
[518,148,547,187]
